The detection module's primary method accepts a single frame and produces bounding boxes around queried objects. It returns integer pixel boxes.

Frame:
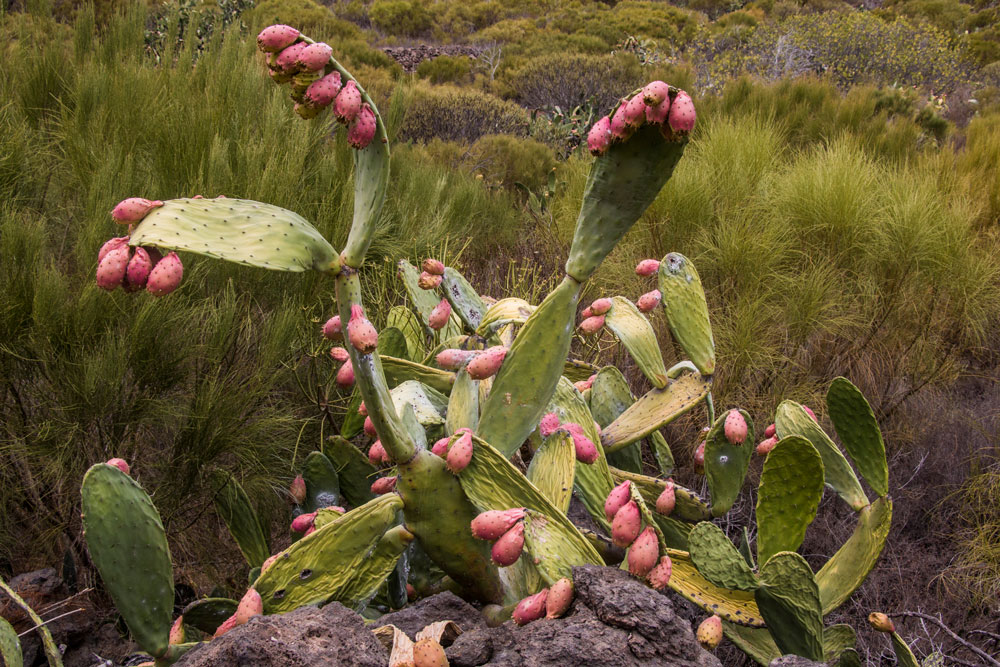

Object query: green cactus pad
[688,522,759,591]
[722,622,782,666]
[526,431,576,514]
[398,260,460,338]
[322,436,377,507]
[337,525,414,611]
[130,198,338,274]
[650,431,675,477]
[739,527,755,569]
[653,514,694,550]
[380,356,455,393]
[837,649,864,667]
[604,297,670,389]
[0,611,22,667]
[590,366,642,474]
[565,124,687,281]
[826,377,889,498]
[656,252,715,375]
[823,624,858,663]
[476,298,536,336]
[755,551,824,661]
[522,509,599,585]
[376,326,409,359]
[477,275,582,458]
[301,450,342,512]
[81,464,173,658]
[608,467,712,523]
[400,402,429,451]
[255,494,402,612]
[815,496,892,615]
[666,549,764,627]
[775,401,868,511]
[890,631,920,667]
[341,388,366,438]
[389,380,448,427]
[441,267,486,331]
[386,306,425,361]
[600,371,711,451]
[563,358,601,382]
[211,471,270,568]
[704,408,755,516]
[756,436,824,565]
[446,368,480,433]
[180,598,238,635]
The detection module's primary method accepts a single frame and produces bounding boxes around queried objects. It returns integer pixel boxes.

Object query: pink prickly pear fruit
[446,429,474,473]
[98,236,130,263]
[96,246,130,291]
[467,346,508,380]
[111,197,163,223]
[329,346,349,363]
[693,440,706,473]
[490,522,525,566]
[418,271,443,290]
[275,42,308,72]
[470,508,526,541]
[697,615,723,650]
[645,98,670,124]
[304,71,342,108]
[304,525,316,536]
[637,289,662,313]
[358,401,367,416]
[655,480,675,516]
[261,553,280,574]
[580,305,594,319]
[667,90,696,134]
[431,436,450,457]
[335,358,355,388]
[642,80,671,106]
[295,42,332,71]
[512,589,548,625]
[290,511,316,533]
[347,103,377,150]
[756,437,778,457]
[125,247,153,289]
[106,458,130,475]
[622,94,647,129]
[647,554,673,590]
[428,298,452,331]
[289,475,306,505]
[604,480,632,522]
[545,578,574,619]
[590,298,612,316]
[611,500,642,547]
[562,423,598,464]
[422,258,445,275]
[628,526,660,577]
[587,115,612,156]
[635,259,660,276]
[256,24,300,52]
[436,348,476,370]
[868,612,895,633]
[368,440,387,466]
[347,304,378,354]
[578,314,605,335]
[371,475,398,495]
[610,100,632,141]
[322,315,342,340]
[539,412,561,438]
[573,377,593,393]
[412,638,449,667]
[764,423,776,439]
[213,613,239,638]
[802,405,817,421]
[234,588,263,625]
[363,416,377,437]
[334,80,362,124]
[169,615,185,644]
[146,252,183,297]
[724,409,748,445]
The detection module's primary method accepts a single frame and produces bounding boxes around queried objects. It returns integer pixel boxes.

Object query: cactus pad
[822,624,858,663]
[337,525,414,611]
[754,551,824,661]
[603,296,669,388]
[180,598,238,635]
[476,298,536,336]
[381,356,455,393]
[722,622,782,666]
[211,471,270,568]
[755,436,824,565]
[704,408,755,516]
[890,630,920,667]
[386,306,426,361]
[666,549,764,627]
[398,260,460,337]
[526,431,577,514]
[446,368,479,433]
[815,496,892,615]
[688,521,759,591]
[657,252,715,375]
[441,266,486,330]
[322,436,377,507]
[0,617,21,667]
[589,366,642,473]
[600,371,710,451]
[826,377,889,497]
[608,467,712,523]
[389,380,448,427]
[300,450,342,512]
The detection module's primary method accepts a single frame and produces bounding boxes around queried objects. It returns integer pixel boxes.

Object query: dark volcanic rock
[376,591,487,639]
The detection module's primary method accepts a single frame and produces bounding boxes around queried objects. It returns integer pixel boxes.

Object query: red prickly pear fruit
[635,259,660,276]
[406,583,416,598]
[329,346,349,363]
[261,553,280,574]
[305,71,342,108]
[418,271,443,290]
[334,80,362,124]
[431,436,450,457]
[573,378,593,393]
[610,100,632,141]
[412,638,448,667]
[436,348,476,370]
[329,505,346,514]
[645,98,670,125]
[611,500,641,547]
[697,615,723,650]
[422,258,445,275]
[169,615,185,644]
[146,252,183,297]
[539,412,561,438]
[368,440,387,466]
[347,304,378,354]
[106,458,130,475]
[604,481,632,522]
[580,305,594,319]
[868,612,895,633]
[446,429,474,473]
[363,416,377,437]
[335,358,355,388]
[256,24,300,52]
[637,289,662,313]
[545,578,574,619]
[642,80,670,106]
[467,346,508,380]
[802,405,817,421]
[289,475,306,505]
[125,247,153,289]
[622,94,647,129]
[491,522,525,566]
[693,440,706,473]
[667,90,696,134]
[96,246,130,291]
[213,613,239,638]
[295,42,332,71]
[724,409,748,445]
[470,508,526,540]
[590,298,612,315]
[656,480,675,516]
[358,401,367,416]
[323,315,342,340]
[290,511,316,533]
[234,588,263,625]
[628,526,660,577]
[764,423,776,438]
[578,314,605,335]
[304,525,316,535]
[275,42,308,72]
[98,236,130,263]
[647,554,673,590]
[111,198,162,223]
[512,589,548,625]
[371,475,398,495]
[347,103,377,150]
[755,436,778,457]
[428,298,452,331]
[587,116,612,156]
[562,423,598,464]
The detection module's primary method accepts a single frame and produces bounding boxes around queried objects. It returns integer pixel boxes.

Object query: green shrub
[468,134,556,189]
[416,54,473,84]
[505,52,645,111]
[369,0,434,38]
[400,84,529,143]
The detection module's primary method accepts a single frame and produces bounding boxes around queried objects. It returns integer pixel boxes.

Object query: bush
[468,134,556,189]
[505,52,645,111]
[416,54,473,85]
[400,84,529,143]
[369,0,434,38]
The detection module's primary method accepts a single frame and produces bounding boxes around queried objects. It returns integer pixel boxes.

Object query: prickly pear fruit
[111,197,163,223]
[490,522,525,566]
[868,612,894,633]
[667,90,696,134]
[304,71,342,108]
[645,98,670,124]
[724,409,748,445]
[563,423,598,464]
[635,259,660,276]
[418,271,443,290]
[611,500,641,548]
[573,376,594,393]
[545,578,573,619]
[234,588,263,625]
[642,80,670,106]
[802,405,817,421]
[169,615,185,644]
[295,42,331,71]
[275,42,308,72]
[329,346,349,363]
[467,346,508,380]
[291,512,316,533]
[334,80,361,124]
[125,247,153,289]
[347,304,378,354]
[371,475,398,495]
[347,103,377,150]
[512,589,548,625]
[755,438,777,457]
[539,412,561,438]
[413,638,448,667]
[436,349,476,370]
[368,440,387,466]
[637,289,662,313]
[648,555,673,590]
[422,258,445,275]
[655,480,675,516]
[764,423,776,439]
[428,298,452,331]
[627,526,660,577]
[604,481,632,522]
[622,94,646,129]
[693,440,706,473]
[431,436,450,458]
[580,305,594,319]
[578,315,606,335]
[590,298,612,316]
[610,100,632,141]
[446,429,474,473]
[96,246,130,291]
[98,236,130,263]
[289,475,306,505]
[212,613,239,638]
[471,508,526,541]
[323,315,342,341]
[587,116,612,156]
[696,615,723,650]
[261,553,279,574]
[106,458,130,475]
[146,251,183,297]
[364,416,377,437]
[335,358,355,388]
[256,24,300,52]
[358,401,367,416]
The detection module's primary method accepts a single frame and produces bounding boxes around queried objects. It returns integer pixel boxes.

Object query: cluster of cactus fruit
[95,199,184,295]
[74,24,902,667]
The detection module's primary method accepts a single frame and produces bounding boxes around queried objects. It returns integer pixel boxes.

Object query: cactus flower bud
[428,298,451,331]
[322,315,342,340]
[513,589,549,626]
[491,521,525,566]
[347,304,378,354]
[371,475,398,495]
[655,480,675,516]
[335,358,355,388]
[590,298,612,315]
[467,346,508,380]
[446,429,474,473]
[146,252,183,297]
[587,116,612,156]
[431,436,450,457]
[667,90,696,134]
[696,615,723,650]
[611,500,641,548]
[756,436,778,457]
[289,475,306,505]
[256,24,300,52]
[96,246,130,291]
[647,555,673,590]
[413,638,448,667]
[418,271,443,290]
[106,458,130,475]
[604,481,632,522]
[724,409,748,445]
[364,416,377,437]
[368,440,387,466]
[470,508,526,541]
[436,348,476,370]
[764,423,776,439]
[868,612,895,633]
[98,236,130,264]
[635,259,660,276]
[291,511,316,533]
[111,197,163,223]
[422,258,445,275]
[295,42,332,71]
[578,315,606,335]
[637,289,662,313]
[545,578,574,619]
[329,346,349,363]
[627,526,660,577]
[539,412,561,438]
